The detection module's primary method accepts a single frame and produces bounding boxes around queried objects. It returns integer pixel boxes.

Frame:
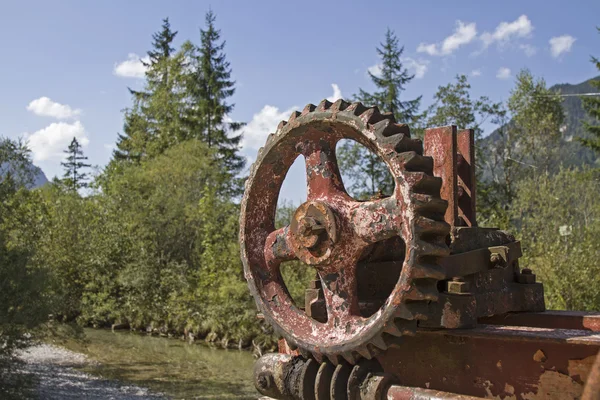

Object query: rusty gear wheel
[240,99,450,364]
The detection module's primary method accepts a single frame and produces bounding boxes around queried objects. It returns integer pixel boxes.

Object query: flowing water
[61,328,260,399]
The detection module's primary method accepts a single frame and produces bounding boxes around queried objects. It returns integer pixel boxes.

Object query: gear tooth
[311,351,323,363]
[299,348,311,359]
[384,319,417,337]
[394,302,429,320]
[414,215,450,237]
[358,106,384,125]
[404,153,434,173]
[405,172,442,195]
[355,346,373,360]
[395,137,422,154]
[397,319,418,336]
[288,111,301,122]
[345,102,369,116]
[325,353,340,366]
[370,335,388,351]
[412,194,448,219]
[405,279,440,301]
[376,121,410,138]
[276,120,287,131]
[331,99,350,112]
[414,240,449,258]
[410,262,446,280]
[341,351,357,365]
[317,99,333,111]
[302,103,317,115]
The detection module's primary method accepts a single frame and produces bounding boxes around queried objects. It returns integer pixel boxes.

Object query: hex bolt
[490,252,507,268]
[447,277,470,294]
[517,268,536,284]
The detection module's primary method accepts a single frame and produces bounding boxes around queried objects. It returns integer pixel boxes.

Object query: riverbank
[17,344,166,399]
[17,328,260,399]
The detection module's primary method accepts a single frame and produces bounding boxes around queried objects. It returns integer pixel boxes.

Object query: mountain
[0,161,49,189]
[30,164,49,188]
[480,75,600,178]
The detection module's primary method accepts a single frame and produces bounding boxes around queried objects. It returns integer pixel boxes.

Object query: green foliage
[507,69,565,173]
[512,168,600,310]
[338,29,421,198]
[0,138,52,395]
[580,27,600,153]
[479,69,565,227]
[426,75,504,141]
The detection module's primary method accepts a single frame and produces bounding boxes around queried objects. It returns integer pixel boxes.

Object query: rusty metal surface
[480,310,600,332]
[240,100,451,363]
[424,126,458,226]
[386,384,486,400]
[583,351,600,400]
[456,129,476,227]
[376,324,600,399]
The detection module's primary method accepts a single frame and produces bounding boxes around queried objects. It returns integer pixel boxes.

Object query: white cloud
[114,53,149,78]
[26,97,81,120]
[417,21,477,56]
[402,57,429,79]
[240,105,297,151]
[367,63,382,77]
[327,84,343,102]
[24,121,89,162]
[496,67,512,80]
[241,84,344,152]
[471,69,482,77]
[519,44,537,57]
[549,35,576,58]
[481,15,533,48]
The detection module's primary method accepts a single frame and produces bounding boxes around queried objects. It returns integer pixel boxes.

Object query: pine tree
[356,29,421,124]
[186,10,245,180]
[337,29,420,199]
[61,137,91,190]
[579,27,600,153]
[114,18,188,162]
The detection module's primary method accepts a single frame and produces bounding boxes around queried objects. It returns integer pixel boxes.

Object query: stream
[59,328,260,399]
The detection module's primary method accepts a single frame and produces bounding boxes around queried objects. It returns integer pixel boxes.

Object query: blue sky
[1,0,599,202]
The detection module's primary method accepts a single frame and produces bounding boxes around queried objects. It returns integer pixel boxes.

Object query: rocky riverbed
[17,344,166,399]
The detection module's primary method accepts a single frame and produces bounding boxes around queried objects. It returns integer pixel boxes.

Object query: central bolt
[298,217,326,249]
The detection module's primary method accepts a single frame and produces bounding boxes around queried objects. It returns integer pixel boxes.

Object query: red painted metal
[243,107,600,399]
[424,125,459,226]
[456,129,476,227]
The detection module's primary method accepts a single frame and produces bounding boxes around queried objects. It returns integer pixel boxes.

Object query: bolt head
[447,279,470,294]
[518,271,536,284]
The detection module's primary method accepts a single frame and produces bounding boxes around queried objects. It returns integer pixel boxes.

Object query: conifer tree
[579,27,600,153]
[114,18,188,162]
[337,29,420,199]
[61,137,91,190]
[186,10,245,180]
[356,29,421,124]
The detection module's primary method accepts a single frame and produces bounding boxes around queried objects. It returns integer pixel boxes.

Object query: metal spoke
[302,137,347,200]
[318,265,360,324]
[348,197,401,245]
[264,226,296,269]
